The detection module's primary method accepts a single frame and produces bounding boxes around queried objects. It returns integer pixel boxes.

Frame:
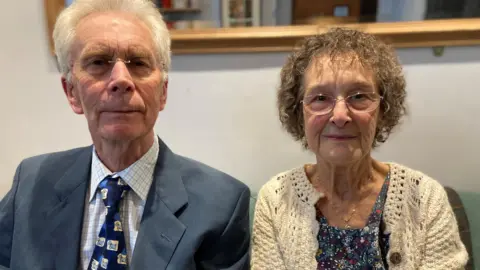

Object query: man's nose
[108,60,134,93]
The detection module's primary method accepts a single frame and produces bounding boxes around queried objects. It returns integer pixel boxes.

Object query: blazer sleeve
[198,186,251,270]
[420,182,469,270]
[251,186,287,270]
[0,161,23,269]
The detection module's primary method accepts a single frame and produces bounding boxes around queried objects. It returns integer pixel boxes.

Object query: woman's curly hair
[278,27,407,148]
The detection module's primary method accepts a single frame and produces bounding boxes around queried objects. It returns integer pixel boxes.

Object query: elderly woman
[251,28,468,270]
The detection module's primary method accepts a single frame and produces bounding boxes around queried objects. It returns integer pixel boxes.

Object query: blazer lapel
[131,138,188,270]
[42,147,91,270]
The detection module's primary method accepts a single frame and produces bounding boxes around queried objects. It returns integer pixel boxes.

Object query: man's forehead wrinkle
[82,41,113,54]
[82,41,151,58]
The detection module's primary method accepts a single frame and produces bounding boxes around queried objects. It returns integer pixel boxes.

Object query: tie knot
[98,176,131,209]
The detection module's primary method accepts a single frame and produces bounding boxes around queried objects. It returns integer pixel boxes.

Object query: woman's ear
[61,76,84,115]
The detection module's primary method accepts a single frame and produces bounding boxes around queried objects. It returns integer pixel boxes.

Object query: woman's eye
[313,95,329,102]
[350,93,368,100]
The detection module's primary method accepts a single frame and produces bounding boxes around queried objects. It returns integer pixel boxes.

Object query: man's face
[62,11,167,142]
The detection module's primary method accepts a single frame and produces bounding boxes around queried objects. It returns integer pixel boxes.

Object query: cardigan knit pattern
[251,163,469,270]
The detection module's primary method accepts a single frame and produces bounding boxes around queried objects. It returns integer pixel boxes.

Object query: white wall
[0,1,479,198]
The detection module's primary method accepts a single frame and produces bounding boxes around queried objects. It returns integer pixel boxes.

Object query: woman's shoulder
[258,166,305,196]
[390,163,444,187]
[388,162,448,203]
[257,165,320,207]
[384,163,451,230]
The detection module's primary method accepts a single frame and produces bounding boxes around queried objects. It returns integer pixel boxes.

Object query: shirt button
[389,252,402,265]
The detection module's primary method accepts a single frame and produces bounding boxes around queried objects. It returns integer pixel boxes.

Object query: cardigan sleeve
[420,181,469,270]
[250,185,288,270]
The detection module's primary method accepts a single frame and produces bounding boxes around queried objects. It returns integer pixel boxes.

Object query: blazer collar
[131,137,188,269]
[44,147,92,270]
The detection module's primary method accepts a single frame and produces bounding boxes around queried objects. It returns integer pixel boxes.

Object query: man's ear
[159,79,168,112]
[61,76,84,115]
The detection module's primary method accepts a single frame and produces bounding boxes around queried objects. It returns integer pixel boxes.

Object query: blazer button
[389,252,402,265]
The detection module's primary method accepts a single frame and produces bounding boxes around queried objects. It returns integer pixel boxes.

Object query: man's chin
[98,126,144,142]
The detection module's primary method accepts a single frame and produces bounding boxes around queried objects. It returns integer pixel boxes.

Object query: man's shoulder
[15,146,91,177]
[19,146,92,171]
[10,146,92,204]
[174,154,249,196]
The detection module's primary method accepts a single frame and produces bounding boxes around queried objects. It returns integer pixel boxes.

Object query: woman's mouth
[323,135,357,140]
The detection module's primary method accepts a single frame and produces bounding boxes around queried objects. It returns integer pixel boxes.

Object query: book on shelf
[188,0,200,9]
[156,0,172,8]
[166,20,215,30]
[157,0,199,9]
[221,0,260,27]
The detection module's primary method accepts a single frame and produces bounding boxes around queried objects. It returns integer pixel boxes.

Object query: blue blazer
[0,138,251,269]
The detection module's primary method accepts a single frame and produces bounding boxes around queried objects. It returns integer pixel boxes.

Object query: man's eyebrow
[82,44,112,54]
[126,45,153,58]
[80,44,114,59]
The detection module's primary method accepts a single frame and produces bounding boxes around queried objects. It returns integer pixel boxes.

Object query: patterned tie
[88,176,131,270]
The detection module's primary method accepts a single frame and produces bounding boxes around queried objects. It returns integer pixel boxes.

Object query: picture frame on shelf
[221,0,260,28]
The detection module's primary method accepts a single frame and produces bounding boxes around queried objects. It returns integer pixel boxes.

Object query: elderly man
[0,0,250,269]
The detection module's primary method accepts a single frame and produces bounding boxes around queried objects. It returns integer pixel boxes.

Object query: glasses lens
[347,93,380,112]
[303,94,335,115]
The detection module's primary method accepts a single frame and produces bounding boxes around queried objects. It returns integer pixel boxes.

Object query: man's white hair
[53,0,171,82]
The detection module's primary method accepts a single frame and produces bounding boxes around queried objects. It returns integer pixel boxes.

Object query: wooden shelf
[159,8,201,14]
[44,0,480,55]
[170,18,480,54]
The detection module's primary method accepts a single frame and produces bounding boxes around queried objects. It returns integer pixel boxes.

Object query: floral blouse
[315,174,391,269]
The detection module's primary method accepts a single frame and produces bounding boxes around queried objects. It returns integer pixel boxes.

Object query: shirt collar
[89,135,159,202]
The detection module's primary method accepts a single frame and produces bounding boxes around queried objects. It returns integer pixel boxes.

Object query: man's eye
[132,60,149,67]
[91,59,108,66]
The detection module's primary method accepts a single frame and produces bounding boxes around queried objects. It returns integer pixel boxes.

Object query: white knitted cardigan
[251,163,469,270]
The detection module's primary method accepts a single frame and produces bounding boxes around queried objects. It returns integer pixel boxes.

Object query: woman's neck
[311,157,381,201]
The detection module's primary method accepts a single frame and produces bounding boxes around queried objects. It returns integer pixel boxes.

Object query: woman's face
[302,55,381,166]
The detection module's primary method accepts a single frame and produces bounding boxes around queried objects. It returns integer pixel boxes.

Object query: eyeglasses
[108,58,132,64]
[107,57,166,69]
[79,56,157,77]
[301,92,383,115]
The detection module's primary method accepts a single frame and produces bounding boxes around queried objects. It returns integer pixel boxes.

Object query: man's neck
[93,132,155,172]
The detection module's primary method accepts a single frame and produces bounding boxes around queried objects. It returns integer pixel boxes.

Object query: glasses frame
[107,57,167,71]
[108,58,132,64]
[301,92,384,116]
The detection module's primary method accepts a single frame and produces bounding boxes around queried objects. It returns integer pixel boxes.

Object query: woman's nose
[330,100,351,127]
